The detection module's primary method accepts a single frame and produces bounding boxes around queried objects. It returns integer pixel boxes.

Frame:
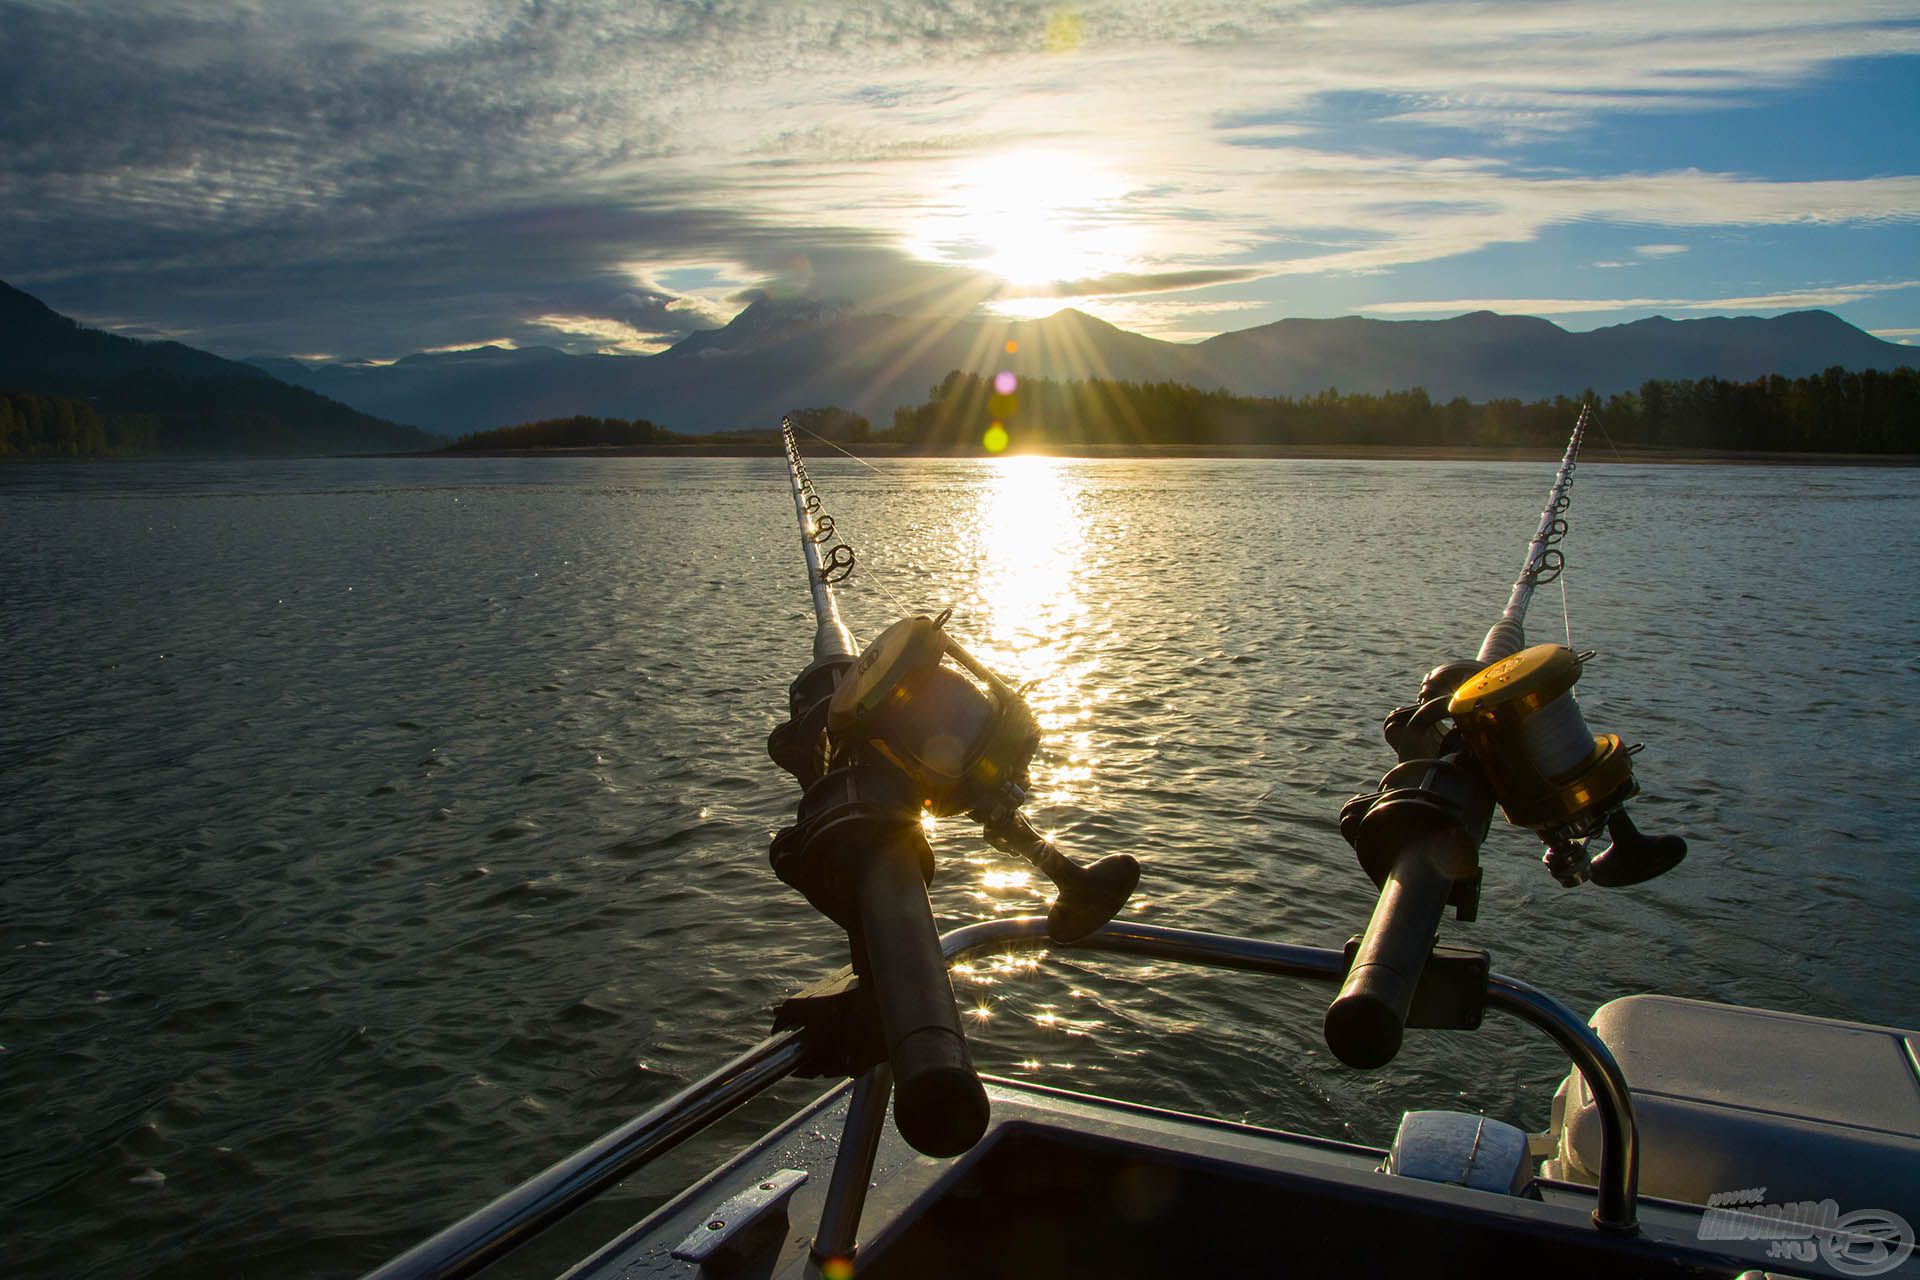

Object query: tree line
[0,392,159,457]
[444,415,680,451]
[443,405,874,451]
[1,374,434,458]
[887,366,1917,453]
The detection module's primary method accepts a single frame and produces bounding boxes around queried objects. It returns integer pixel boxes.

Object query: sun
[912,149,1138,289]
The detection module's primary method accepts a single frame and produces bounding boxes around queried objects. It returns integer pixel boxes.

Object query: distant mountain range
[248,297,1916,435]
[5,277,1911,444]
[0,281,434,455]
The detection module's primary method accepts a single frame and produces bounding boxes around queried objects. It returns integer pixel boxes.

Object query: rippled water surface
[3,456,1917,1277]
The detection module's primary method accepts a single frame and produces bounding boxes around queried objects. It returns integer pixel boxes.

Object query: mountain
[1198,312,1572,400]
[253,299,1217,434]
[0,281,435,455]
[1196,309,1913,401]
[247,344,577,438]
[0,280,269,384]
[254,298,1915,436]
[1576,311,1906,386]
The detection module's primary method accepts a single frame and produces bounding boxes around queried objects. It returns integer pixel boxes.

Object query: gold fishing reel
[825,610,1139,940]
[1445,642,1684,888]
[827,611,1039,819]
[1447,643,1633,842]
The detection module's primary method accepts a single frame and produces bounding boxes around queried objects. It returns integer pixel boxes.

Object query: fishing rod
[782,419,857,662]
[1478,403,1587,665]
[763,419,1139,1161]
[1326,405,1685,1078]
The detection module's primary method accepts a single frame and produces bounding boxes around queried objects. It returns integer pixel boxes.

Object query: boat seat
[1546,994,1920,1222]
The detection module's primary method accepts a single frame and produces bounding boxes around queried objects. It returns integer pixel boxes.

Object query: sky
[2,0,1917,361]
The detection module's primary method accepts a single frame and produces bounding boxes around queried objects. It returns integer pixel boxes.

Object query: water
[3,456,1916,1278]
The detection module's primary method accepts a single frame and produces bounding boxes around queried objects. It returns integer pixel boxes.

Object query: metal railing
[363,1032,807,1280]
[940,918,1638,1232]
[363,917,1639,1278]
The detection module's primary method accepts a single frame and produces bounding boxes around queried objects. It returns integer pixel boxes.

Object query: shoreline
[407,442,1920,466]
[9,444,1915,467]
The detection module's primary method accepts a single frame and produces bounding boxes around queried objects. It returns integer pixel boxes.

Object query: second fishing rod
[1326,406,1687,1072]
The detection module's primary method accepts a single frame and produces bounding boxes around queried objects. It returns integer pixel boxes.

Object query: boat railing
[363,916,1638,1280]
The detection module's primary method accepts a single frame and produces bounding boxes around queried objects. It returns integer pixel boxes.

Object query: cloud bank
[1,0,1915,355]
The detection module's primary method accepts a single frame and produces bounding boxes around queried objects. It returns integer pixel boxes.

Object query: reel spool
[1447,644,1632,843]
[827,611,1039,819]
[1447,643,1684,887]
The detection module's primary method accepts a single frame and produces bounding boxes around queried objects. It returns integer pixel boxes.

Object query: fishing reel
[1328,640,1687,1069]
[826,611,1140,941]
[828,610,1037,819]
[1445,643,1686,888]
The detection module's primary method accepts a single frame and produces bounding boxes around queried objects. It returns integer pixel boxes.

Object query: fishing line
[790,421,887,476]
[854,550,919,618]
[1591,412,1628,464]
[1560,565,1574,650]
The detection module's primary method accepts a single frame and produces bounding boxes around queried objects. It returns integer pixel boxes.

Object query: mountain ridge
[10,279,1913,437]
[250,300,1913,435]
[0,280,434,455]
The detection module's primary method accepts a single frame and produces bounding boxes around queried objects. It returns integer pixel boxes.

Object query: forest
[445,415,678,450]
[19,368,1909,460]
[0,377,433,458]
[887,366,1918,454]
[443,405,872,451]
[0,392,159,457]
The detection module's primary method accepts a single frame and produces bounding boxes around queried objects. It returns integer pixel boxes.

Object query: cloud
[526,315,665,355]
[1595,243,1690,266]
[0,1,1915,352]
[1015,268,1267,298]
[1703,280,1920,310]
[1360,278,1920,317]
[414,337,517,354]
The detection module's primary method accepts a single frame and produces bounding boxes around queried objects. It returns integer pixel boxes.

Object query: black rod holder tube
[1323,835,1456,1069]
[811,1064,894,1264]
[360,1031,807,1280]
[848,836,990,1158]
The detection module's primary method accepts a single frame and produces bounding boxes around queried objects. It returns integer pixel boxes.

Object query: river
[2,455,1915,1277]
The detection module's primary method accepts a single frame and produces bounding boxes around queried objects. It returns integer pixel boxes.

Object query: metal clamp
[671,1168,810,1266]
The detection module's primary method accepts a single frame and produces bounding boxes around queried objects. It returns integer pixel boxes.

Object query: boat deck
[566,1076,1802,1280]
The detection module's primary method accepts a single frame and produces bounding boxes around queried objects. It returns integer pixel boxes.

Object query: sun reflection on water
[965,455,1103,810]
[947,455,1116,1075]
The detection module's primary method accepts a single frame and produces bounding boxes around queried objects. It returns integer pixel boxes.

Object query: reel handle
[984,809,1140,943]
[1589,808,1687,888]
[848,829,990,1158]
[1324,834,1455,1069]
